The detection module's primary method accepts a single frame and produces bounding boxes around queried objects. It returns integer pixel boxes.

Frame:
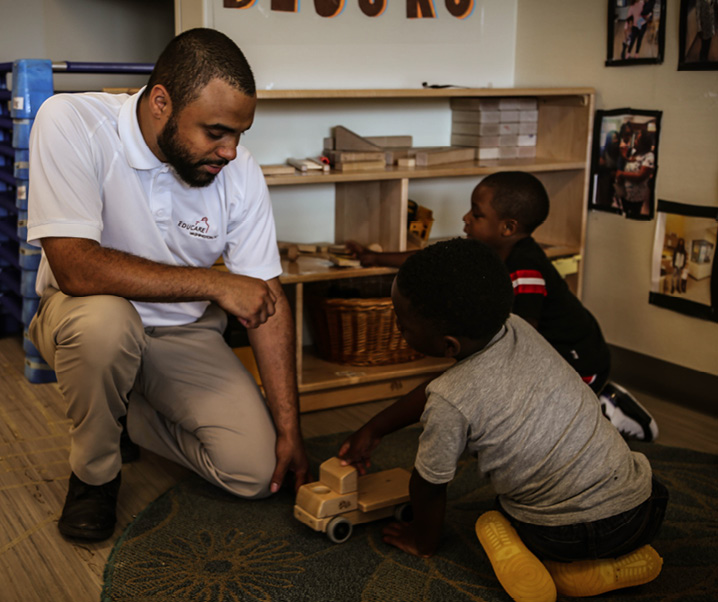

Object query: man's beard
[157,116,228,188]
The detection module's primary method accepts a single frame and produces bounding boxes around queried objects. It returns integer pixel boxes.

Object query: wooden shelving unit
[257,87,595,412]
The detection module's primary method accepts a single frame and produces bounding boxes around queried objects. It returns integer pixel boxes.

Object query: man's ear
[442,335,462,358]
[148,84,172,121]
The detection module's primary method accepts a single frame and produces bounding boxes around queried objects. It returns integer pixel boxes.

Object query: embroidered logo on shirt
[510,270,547,296]
[177,216,218,240]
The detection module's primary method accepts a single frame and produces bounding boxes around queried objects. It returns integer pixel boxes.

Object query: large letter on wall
[359,0,387,17]
[271,0,299,11]
[407,0,436,18]
[315,0,346,17]
[224,0,259,8]
[445,0,473,19]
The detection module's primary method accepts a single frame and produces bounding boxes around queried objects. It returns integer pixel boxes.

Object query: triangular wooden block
[333,126,382,152]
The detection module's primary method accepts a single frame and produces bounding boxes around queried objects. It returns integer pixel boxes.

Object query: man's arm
[246,277,309,493]
[41,237,276,328]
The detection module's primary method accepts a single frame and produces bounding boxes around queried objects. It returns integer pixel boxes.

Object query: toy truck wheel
[327,517,353,543]
[394,502,413,523]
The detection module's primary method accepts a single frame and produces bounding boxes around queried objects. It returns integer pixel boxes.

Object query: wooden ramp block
[334,126,383,152]
[320,457,358,494]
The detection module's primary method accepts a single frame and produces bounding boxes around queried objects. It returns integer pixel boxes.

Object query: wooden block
[320,457,359,493]
[499,135,519,147]
[451,133,498,147]
[295,481,358,518]
[520,110,539,123]
[383,147,412,164]
[517,145,537,158]
[411,146,476,167]
[498,97,522,110]
[452,122,500,136]
[498,146,519,159]
[333,126,382,152]
[518,134,537,147]
[287,158,325,172]
[519,121,538,135]
[261,163,296,176]
[498,123,520,135]
[328,254,362,267]
[517,97,538,110]
[334,159,386,172]
[478,147,500,160]
[356,468,411,513]
[325,150,386,164]
[397,157,416,168]
[323,136,335,150]
[450,98,500,111]
[451,110,500,124]
[365,135,413,147]
[500,110,520,123]
[307,157,331,172]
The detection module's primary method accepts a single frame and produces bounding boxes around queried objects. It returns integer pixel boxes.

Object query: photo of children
[590,109,662,221]
[651,200,718,322]
[607,0,666,65]
[679,0,718,69]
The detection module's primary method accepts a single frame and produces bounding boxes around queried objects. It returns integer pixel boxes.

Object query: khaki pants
[29,288,276,498]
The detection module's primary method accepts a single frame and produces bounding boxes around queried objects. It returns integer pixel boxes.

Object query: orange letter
[407,0,436,19]
[315,0,346,17]
[445,0,473,19]
[359,0,387,17]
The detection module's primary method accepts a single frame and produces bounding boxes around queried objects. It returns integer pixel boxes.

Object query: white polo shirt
[27,89,282,327]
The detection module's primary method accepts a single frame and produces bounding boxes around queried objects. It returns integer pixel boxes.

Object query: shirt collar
[118,86,164,171]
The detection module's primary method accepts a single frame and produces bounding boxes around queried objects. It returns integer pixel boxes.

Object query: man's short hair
[480,171,550,234]
[396,238,513,341]
[144,28,255,113]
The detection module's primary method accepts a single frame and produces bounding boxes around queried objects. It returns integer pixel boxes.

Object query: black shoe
[119,415,140,463]
[58,472,121,541]
[599,382,659,442]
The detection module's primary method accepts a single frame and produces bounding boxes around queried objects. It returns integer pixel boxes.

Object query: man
[27,28,309,541]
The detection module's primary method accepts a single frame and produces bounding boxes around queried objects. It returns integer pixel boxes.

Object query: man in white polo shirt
[27,28,309,541]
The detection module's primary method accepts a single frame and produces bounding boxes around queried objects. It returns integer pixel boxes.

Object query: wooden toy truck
[294,457,412,543]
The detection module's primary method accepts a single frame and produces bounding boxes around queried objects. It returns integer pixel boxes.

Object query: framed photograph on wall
[650,200,718,322]
[678,0,718,70]
[588,108,662,221]
[606,0,666,66]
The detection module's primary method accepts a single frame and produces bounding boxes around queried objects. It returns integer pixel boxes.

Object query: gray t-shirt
[416,315,652,526]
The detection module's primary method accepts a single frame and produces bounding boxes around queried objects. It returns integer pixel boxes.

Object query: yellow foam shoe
[544,545,663,597]
[475,511,557,602]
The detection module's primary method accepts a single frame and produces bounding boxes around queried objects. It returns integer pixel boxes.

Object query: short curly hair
[480,171,549,234]
[143,28,255,113]
[395,238,513,340]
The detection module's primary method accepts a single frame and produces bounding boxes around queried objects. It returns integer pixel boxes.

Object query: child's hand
[382,521,435,558]
[338,425,382,475]
[345,240,378,267]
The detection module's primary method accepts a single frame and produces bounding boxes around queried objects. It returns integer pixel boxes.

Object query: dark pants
[498,476,668,562]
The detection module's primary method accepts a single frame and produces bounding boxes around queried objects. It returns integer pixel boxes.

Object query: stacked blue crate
[1,60,55,382]
[1,59,153,384]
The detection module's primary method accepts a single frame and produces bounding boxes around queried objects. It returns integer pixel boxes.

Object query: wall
[0,0,174,90]
[176,0,519,245]
[514,0,718,377]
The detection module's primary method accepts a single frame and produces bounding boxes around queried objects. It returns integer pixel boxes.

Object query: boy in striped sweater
[347,171,657,441]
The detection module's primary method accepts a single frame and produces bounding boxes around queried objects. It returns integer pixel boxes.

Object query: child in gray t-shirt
[339,238,667,601]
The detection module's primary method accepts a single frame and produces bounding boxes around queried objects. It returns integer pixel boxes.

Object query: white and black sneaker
[599,382,659,442]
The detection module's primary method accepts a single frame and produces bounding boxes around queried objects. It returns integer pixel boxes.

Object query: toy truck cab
[294,457,411,543]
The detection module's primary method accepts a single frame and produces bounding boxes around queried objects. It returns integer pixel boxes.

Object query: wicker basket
[308,277,423,366]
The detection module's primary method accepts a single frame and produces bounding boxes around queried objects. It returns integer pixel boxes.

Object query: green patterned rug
[102,429,718,601]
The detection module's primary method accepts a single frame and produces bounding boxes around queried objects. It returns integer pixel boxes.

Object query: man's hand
[338,424,382,475]
[382,521,436,558]
[214,272,277,329]
[269,432,310,493]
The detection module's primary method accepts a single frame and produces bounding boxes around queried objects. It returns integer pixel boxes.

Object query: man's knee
[56,296,145,369]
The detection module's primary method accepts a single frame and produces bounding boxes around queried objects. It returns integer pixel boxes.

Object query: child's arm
[345,240,416,268]
[338,377,433,473]
[382,468,448,557]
